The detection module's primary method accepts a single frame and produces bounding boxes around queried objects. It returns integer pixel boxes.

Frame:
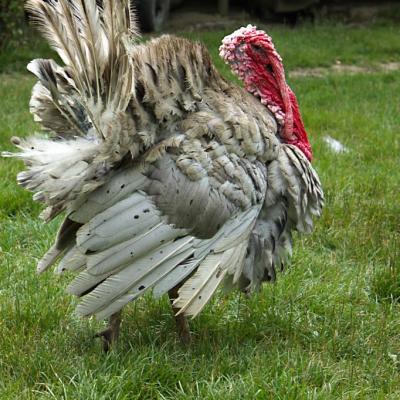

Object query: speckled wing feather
[52,148,268,319]
[231,144,324,292]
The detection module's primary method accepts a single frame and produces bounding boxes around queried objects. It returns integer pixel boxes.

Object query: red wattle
[246,43,312,161]
[287,89,312,160]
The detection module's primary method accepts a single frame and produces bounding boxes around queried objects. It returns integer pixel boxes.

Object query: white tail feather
[69,169,147,223]
[76,194,161,252]
[37,244,63,274]
[56,246,85,274]
[173,243,247,317]
[93,247,196,320]
[66,270,110,297]
[76,237,195,317]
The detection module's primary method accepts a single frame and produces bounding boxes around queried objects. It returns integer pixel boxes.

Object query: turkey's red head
[219,25,312,161]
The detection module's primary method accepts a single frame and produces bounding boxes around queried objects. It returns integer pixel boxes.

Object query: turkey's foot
[168,285,191,346]
[173,311,191,346]
[94,311,122,352]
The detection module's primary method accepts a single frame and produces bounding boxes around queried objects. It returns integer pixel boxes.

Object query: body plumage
[3,0,323,348]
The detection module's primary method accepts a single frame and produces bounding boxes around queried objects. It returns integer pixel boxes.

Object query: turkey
[3,0,323,350]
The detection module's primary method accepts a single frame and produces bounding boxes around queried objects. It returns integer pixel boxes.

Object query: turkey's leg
[168,284,191,345]
[94,311,122,352]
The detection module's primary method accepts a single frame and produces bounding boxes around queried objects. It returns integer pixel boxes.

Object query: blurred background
[133,0,400,32]
[2,0,400,47]
[2,0,400,72]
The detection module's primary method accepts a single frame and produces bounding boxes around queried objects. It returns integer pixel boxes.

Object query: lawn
[1,21,400,399]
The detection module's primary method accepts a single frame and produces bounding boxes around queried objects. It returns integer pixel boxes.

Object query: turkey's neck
[245,57,312,160]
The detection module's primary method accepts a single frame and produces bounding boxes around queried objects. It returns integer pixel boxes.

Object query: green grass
[2,21,400,74]
[1,22,400,399]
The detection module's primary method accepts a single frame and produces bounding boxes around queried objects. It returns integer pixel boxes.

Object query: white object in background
[323,135,349,153]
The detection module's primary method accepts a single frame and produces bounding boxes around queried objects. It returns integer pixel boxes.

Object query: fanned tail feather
[2,0,140,220]
[56,246,86,274]
[174,243,247,318]
[173,205,262,317]
[37,244,64,274]
[74,236,196,318]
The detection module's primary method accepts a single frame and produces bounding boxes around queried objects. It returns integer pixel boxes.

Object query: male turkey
[3,0,323,350]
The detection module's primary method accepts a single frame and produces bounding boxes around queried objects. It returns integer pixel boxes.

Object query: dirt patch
[290,61,400,78]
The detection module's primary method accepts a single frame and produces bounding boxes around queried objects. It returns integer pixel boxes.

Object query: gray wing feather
[232,145,324,292]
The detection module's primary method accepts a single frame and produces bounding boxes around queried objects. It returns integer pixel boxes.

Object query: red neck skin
[245,39,313,161]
